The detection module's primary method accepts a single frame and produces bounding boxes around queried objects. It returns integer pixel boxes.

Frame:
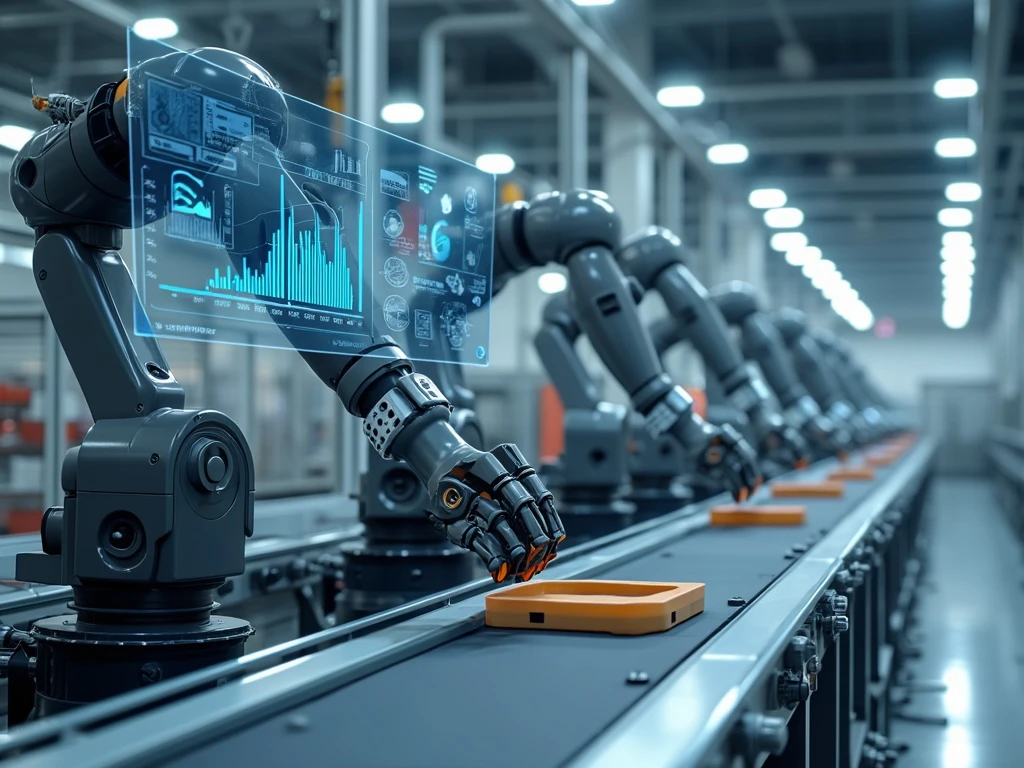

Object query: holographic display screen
[128,34,495,365]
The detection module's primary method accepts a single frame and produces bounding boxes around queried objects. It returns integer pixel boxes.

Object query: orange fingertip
[495,563,509,582]
[737,488,749,503]
[795,459,809,469]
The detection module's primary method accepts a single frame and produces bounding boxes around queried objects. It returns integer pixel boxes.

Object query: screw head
[139,662,163,685]
[150,453,160,464]
[38,269,47,280]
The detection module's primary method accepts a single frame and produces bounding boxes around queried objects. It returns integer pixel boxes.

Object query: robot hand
[804,413,854,457]
[688,422,763,503]
[430,444,566,583]
[752,411,811,469]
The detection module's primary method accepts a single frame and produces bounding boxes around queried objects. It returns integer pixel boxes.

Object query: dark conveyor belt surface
[165,455,904,768]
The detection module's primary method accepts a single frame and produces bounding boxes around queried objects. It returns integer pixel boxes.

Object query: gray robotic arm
[495,192,761,502]
[711,282,852,455]
[811,331,889,437]
[771,309,873,444]
[615,229,808,469]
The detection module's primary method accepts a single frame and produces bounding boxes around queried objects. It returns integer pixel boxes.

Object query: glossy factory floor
[892,477,1024,767]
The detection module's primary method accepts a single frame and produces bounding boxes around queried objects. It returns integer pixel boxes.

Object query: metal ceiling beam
[704,77,934,103]
[657,0,922,26]
[0,11,64,27]
[755,174,962,193]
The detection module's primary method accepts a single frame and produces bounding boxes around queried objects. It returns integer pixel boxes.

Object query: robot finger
[540,498,566,545]
[469,532,513,583]
[492,517,527,569]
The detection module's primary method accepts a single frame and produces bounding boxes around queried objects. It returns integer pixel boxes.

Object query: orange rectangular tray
[710,504,807,526]
[828,467,876,481]
[485,580,705,636]
[771,480,845,498]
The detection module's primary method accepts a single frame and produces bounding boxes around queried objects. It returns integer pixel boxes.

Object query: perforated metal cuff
[363,373,452,458]
[644,385,693,436]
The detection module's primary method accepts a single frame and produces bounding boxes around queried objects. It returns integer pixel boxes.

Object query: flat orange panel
[866,454,899,467]
[485,580,704,635]
[771,481,845,498]
[828,467,876,481]
[710,504,807,527]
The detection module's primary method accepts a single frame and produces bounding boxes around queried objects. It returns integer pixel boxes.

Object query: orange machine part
[710,504,807,527]
[683,387,707,419]
[539,383,566,464]
[865,453,900,467]
[828,467,877,481]
[485,580,705,636]
[771,481,845,498]
[5,509,43,535]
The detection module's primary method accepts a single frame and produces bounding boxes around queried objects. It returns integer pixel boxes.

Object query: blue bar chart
[166,175,363,314]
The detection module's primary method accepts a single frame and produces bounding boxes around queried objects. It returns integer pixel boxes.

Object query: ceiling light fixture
[475,153,516,174]
[132,17,179,40]
[707,143,749,164]
[933,78,979,99]
[748,188,787,209]
[764,207,804,228]
[770,232,808,252]
[935,138,977,158]
[938,207,973,227]
[657,85,705,108]
[380,102,425,124]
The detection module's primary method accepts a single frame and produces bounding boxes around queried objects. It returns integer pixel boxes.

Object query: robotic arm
[711,282,851,455]
[14,48,561,588]
[771,309,873,444]
[811,331,890,437]
[495,192,761,502]
[615,229,808,469]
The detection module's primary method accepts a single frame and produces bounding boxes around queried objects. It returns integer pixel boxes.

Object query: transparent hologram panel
[128,33,495,365]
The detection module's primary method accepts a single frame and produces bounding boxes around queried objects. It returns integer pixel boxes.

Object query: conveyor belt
[162,457,898,768]
[0,444,931,768]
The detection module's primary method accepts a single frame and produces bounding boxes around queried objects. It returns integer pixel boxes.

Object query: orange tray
[771,481,845,498]
[485,580,705,636]
[865,454,899,467]
[710,504,807,526]
[828,467,876,481]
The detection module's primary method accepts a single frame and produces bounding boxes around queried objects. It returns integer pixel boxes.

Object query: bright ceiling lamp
[802,259,836,279]
[380,102,425,124]
[707,143,749,164]
[942,286,972,300]
[812,269,843,290]
[942,231,972,248]
[476,153,515,174]
[941,244,975,261]
[943,302,970,329]
[945,182,981,202]
[764,207,804,228]
[844,302,875,332]
[785,246,821,266]
[942,274,973,290]
[935,138,977,158]
[538,271,568,294]
[573,0,615,5]
[748,188,787,209]
[933,78,978,99]
[132,17,179,40]
[938,207,973,227]
[0,124,33,152]
[770,232,807,252]
[940,259,975,277]
[657,85,705,107]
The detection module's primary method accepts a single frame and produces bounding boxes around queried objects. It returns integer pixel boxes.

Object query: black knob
[41,507,64,555]
[778,670,811,708]
[784,635,813,669]
[188,438,233,493]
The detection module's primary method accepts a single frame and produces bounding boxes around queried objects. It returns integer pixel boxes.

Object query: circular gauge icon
[464,186,478,214]
[431,219,451,263]
[383,209,404,238]
[384,257,409,288]
[383,295,410,332]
